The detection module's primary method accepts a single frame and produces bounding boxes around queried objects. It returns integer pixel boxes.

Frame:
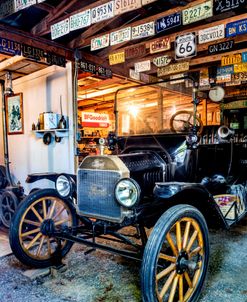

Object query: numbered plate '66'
[175,32,197,60]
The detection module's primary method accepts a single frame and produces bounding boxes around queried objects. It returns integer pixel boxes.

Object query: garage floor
[0,217,247,302]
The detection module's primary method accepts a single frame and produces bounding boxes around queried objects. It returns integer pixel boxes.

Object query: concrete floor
[0,216,247,302]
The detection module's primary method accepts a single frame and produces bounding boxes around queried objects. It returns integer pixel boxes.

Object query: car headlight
[115,178,140,208]
[56,174,71,198]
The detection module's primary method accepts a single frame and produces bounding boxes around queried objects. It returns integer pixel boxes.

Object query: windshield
[116,79,202,136]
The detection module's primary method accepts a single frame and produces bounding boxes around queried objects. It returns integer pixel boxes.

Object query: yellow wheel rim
[19,196,73,260]
[155,217,204,302]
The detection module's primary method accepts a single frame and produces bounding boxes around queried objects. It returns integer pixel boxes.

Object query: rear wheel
[10,189,77,268]
[141,204,209,302]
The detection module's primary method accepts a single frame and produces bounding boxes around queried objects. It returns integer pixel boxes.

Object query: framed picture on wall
[6,93,24,135]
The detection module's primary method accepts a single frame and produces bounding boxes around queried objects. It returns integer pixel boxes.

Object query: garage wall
[0,86,4,166]
[5,63,74,193]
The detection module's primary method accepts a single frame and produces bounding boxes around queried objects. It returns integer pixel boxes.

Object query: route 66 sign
[175,32,196,60]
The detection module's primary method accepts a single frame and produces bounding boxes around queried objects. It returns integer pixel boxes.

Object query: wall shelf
[33,129,69,138]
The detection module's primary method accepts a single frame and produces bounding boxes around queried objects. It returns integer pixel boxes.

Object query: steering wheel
[170,110,203,135]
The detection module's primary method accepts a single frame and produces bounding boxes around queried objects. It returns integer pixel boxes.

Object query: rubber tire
[141,204,209,302]
[9,188,77,268]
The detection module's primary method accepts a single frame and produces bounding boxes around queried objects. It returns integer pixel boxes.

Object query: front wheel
[9,189,77,268]
[141,204,209,302]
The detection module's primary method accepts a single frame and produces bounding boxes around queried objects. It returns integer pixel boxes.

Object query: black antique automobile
[10,78,247,302]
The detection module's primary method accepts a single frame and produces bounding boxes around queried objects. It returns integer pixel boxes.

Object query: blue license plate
[242,52,247,63]
[156,12,181,33]
[217,65,234,76]
[226,18,247,37]
[0,37,21,55]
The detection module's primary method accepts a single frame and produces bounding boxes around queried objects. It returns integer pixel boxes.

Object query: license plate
[0,37,21,55]
[198,24,225,44]
[150,37,170,54]
[15,0,36,11]
[51,18,70,40]
[221,53,242,66]
[129,69,140,80]
[153,55,171,67]
[70,9,91,31]
[226,18,247,37]
[214,0,247,14]
[134,60,151,72]
[110,27,131,46]
[115,0,142,15]
[242,52,247,62]
[234,63,247,73]
[132,21,155,39]
[232,72,247,81]
[217,65,234,76]
[156,12,181,33]
[157,62,189,77]
[125,44,146,59]
[208,40,234,54]
[91,1,114,24]
[91,34,110,51]
[109,51,125,65]
[182,1,213,25]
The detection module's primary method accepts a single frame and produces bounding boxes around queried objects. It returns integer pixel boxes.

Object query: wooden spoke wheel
[170,111,203,135]
[0,190,18,228]
[141,205,209,302]
[9,189,77,268]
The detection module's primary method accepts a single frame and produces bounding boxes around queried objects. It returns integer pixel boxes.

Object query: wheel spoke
[156,263,176,281]
[176,221,182,252]
[166,233,178,256]
[53,206,66,220]
[184,288,193,301]
[186,230,198,253]
[189,246,202,258]
[42,199,47,219]
[182,221,191,249]
[184,272,193,288]
[23,219,41,227]
[31,206,43,223]
[168,275,179,302]
[179,275,184,302]
[48,200,57,219]
[36,235,46,256]
[159,253,176,263]
[192,261,202,287]
[21,227,41,238]
[159,270,176,299]
[54,218,70,226]
[26,232,42,250]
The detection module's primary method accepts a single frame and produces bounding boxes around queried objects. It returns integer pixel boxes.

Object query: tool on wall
[58,95,67,129]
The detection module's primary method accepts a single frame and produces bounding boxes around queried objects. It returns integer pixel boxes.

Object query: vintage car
[10,78,247,302]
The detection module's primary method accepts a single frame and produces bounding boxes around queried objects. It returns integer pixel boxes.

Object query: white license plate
[115,0,142,15]
[91,1,114,24]
[110,27,131,46]
[51,18,70,40]
[182,1,213,25]
[70,9,91,31]
[91,34,110,51]
[132,22,155,39]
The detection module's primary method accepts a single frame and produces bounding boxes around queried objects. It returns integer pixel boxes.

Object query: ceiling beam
[0,56,25,72]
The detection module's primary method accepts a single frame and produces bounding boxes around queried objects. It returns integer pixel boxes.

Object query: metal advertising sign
[242,52,247,63]
[214,0,247,14]
[109,51,125,65]
[226,18,247,37]
[125,44,146,59]
[115,0,142,15]
[217,65,234,76]
[81,112,110,128]
[14,0,36,11]
[129,68,140,80]
[0,0,14,18]
[51,19,70,40]
[198,24,225,44]
[157,62,190,77]
[182,1,213,25]
[170,73,185,84]
[175,32,196,60]
[79,60,112,78]
[153,55,171,67]
[216,74,231,83]
[232,72,247,81]
[132,21,155,39]
[234,62,247,73]
[156,12,181,34]
[208,40,234,54]
[134,60,151,72]
[142,0,157,4]
[199,68,210,86]
[70,9,91,31]
[110,27,131,46]
[91,34,110,51]
[0,37,21,56]
[91,1,114,24]
[221,53,242,66]
[150,37,170,54]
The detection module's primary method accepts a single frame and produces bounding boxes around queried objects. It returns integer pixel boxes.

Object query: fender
[154,182,228,229]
